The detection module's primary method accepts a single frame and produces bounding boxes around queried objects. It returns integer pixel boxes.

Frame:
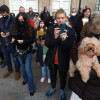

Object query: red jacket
[30,19,35,28]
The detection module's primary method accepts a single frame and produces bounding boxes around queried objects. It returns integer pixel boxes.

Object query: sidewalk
[0,54,72,100]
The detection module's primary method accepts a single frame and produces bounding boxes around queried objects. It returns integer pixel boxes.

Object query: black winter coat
[13,26,35,53]
[74,16,91,42]
[40,11,50,27]
[45,24,76,71]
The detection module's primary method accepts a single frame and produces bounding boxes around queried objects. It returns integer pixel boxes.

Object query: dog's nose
[89,48,92,50]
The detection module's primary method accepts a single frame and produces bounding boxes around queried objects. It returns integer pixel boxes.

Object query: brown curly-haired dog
[69,37,100,83]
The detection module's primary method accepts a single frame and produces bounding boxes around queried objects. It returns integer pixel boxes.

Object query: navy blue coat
[0,14,15,48]
[36,44,44,66]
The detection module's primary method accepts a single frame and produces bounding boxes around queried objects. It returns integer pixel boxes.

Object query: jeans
[2,45,20,72]
[17,53,35,92]
[42,64,50,79]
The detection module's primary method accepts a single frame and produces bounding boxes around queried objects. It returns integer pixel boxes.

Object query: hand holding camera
[59,23,67,41]
[54,27,60,39]
[60,30,67,41]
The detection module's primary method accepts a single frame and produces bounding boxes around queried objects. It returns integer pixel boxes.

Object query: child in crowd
[33,13,41,30]
[36,35,51,83]
[65,16,72,28]
[37,21,46,45]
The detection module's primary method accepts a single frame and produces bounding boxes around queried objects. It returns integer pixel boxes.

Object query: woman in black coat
[12,12,35,96]
[45,9,76,100]
[74,8,91,42]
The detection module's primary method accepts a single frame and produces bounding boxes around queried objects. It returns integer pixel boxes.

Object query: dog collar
[87,55,94,58]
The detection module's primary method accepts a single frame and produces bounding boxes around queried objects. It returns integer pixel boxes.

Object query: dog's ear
[78,37,88,54]
[78,43,85,54]
[95,43,100,56]
[92,37,100,56]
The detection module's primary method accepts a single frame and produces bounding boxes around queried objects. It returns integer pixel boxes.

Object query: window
[97,0,100,10]
[9,0,38,16]
[52,0,71,16]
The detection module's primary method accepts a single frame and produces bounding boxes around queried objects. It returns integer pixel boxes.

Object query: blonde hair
[55,9,67,19]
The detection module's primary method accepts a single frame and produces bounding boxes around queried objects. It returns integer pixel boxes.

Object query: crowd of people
[0,4,100,100]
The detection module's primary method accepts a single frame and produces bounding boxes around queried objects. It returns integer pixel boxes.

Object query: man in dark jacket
[0,5,20,80]
[27,7,35,19]
[40,6,50,27]
[70,8,80,30]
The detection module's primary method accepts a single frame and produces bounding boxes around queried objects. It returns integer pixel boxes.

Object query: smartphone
[60,23,66,34]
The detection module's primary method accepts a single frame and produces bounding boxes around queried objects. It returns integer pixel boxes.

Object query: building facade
[0,0,99,16]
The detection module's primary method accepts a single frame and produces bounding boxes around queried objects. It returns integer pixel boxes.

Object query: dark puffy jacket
[45,24,76,71]
[68,69,100,100]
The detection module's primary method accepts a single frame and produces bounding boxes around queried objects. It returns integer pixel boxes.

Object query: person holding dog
[45,9,76,100]
[68,14,100,100]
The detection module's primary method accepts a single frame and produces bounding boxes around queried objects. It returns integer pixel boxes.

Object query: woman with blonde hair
[45,9,76,100]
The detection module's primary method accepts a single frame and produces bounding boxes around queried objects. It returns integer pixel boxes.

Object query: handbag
[15,46,29,58]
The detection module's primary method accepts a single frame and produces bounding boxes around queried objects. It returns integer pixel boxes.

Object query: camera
[60,23,67,34]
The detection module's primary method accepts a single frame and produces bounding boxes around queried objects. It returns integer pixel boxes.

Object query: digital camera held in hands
[60,23,67,34]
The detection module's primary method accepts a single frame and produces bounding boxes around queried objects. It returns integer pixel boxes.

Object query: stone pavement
[0,53,72,100]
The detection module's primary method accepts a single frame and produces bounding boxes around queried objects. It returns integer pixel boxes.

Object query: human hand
[60,30,67,41]
[37,62,40,67]
[11,38,15,43]
[17,40,23,44]
[1,32,7,38]
[6,32,10,36]
[54,28,60,39]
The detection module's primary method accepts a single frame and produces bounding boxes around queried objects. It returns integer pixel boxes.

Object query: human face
[46,7,48,11]
[19,8,25,13]
[40,22,44,28]
[41,40,45,46]
[0,14,3,18]
[1,12,9,20]
[18,16,24,21]
[56,13,66,26]
[72,9,76,13]
[29,7,32,12]
[84,9,91,18]
[1,12,9,17]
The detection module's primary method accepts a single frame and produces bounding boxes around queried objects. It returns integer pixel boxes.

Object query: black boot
[22,81,27,85]
[1,62,6,68]
[30,91,35,96]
